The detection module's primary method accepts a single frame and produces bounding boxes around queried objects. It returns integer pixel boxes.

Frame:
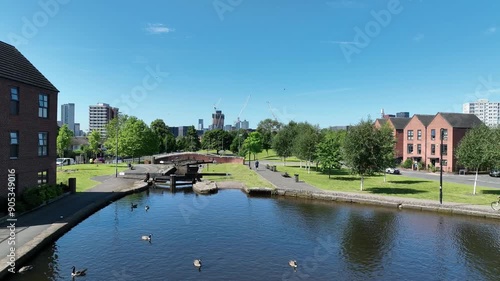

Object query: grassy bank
[56,164,128,192]
[265,164,500,205]
[203,163,274,188]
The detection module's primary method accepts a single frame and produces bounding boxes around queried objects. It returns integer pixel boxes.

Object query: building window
[38,170,48,186]
[38,132,48,156]
[417,130,422,140]
[407,130,414,140]
[431,144,436,155]
[38,94,49,118]
[441,129,448,141]
[407,144,413,154]
[431,129,436,140]
[441,160,448,166]
[10,87,19,115]
[10,131,19,159]
[417,144,422,154]
[442,144,448,156]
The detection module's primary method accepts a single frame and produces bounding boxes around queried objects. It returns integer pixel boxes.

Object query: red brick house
[375,117,410,163]
[0,41,59,199]
[402,114,434,168]
[425,113,482,173]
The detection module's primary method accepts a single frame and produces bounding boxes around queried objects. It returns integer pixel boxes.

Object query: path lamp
[115,113,119,178]
[439,128,444,204]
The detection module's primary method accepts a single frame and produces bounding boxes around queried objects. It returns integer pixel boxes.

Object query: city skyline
[1,1,499,131]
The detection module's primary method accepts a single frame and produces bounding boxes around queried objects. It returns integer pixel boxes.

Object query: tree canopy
[316,130,346,178]
[56,124,73,158]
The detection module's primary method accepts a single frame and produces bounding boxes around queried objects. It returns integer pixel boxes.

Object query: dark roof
[438,113,483,128]
[388,117,410,130]
[0,41,58,92]
[414,114,435,126]
[375,118,387,126]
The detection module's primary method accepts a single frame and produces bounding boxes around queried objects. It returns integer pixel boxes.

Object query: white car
[56,158,75,166]
[386,168,400,174]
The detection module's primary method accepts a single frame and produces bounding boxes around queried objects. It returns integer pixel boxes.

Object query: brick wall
[0,78,58,198]
[154,152,244,165]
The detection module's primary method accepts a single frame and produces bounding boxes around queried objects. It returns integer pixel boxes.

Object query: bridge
[151,152,244,165]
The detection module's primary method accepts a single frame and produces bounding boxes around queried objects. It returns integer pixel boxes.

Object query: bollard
[69,178,76,194]
[170,174,177,191]
[294,174,299,182]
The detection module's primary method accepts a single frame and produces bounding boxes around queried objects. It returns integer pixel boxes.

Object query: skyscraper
[89,103,118,138]
[463,99,500,127]
[241,119,249,130]
[198,119,204,130]
[212,110,225,130]
[61,103,75,134]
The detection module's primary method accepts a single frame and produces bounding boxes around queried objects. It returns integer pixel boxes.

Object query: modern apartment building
[89,103,118,138]
[403,113,482,172]
[463,99,500,127]
[240,120,249,130]
[61,103,75,134]
[0,41,59,198]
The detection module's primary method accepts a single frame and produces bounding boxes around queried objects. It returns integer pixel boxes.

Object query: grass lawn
[56,164,128,192]
[267,164,500,205]
[203,163,274,189]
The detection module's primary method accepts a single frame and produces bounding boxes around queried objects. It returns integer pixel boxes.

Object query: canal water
[9,188,500,281]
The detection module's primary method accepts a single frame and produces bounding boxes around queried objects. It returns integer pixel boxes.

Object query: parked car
[386,168,400,174]
[56,158,75,166]
[490,169,500,177]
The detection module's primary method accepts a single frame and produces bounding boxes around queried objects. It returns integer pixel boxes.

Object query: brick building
[0,41,59,199]
[425,113,482,173]
[374,117,410,163]
[402,114,434,167]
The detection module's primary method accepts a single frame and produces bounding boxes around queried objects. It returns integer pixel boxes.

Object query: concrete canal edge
[0,181,149,280]
[244,187,500,220]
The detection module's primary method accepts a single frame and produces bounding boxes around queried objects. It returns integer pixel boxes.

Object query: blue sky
[1,0,500,131]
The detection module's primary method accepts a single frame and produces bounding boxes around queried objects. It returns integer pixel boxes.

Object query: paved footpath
[253,161,500,219]
[0,164,159,278]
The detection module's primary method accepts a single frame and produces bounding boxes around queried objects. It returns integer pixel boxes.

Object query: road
[399,169,500,189]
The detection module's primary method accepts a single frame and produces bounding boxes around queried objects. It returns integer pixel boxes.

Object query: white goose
[289,260,298,270]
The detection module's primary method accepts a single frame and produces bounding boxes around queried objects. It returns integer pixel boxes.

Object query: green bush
[402,158,413,169]
[22,187,46,209]
[430,165,437,173]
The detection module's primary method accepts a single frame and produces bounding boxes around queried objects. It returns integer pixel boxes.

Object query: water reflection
[341,210,398,279]
[8,190,500,281]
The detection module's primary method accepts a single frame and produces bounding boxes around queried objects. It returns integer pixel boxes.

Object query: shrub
[22,187,46,210]
[402,158,413,169]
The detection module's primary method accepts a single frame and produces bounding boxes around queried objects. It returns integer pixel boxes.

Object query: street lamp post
[115,114,119,178]
[439,128,443,204]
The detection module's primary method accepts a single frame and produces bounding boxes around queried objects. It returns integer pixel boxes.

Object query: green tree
[243,131,263,160]
[316,130,346,178]
[257,118,282,155]
[56,124,73,158]
[379,123,396,182]
[105,116,158,159]
[343,118,393,190]
[88,130,102,159]
[185,126,201,152]
[272,121,297,165]
[164,131,176,153]
[456,124,496,194]
[201,129,232,154]
[229,129,248,155]
[150,119,169,153]
[293,122,321,173]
